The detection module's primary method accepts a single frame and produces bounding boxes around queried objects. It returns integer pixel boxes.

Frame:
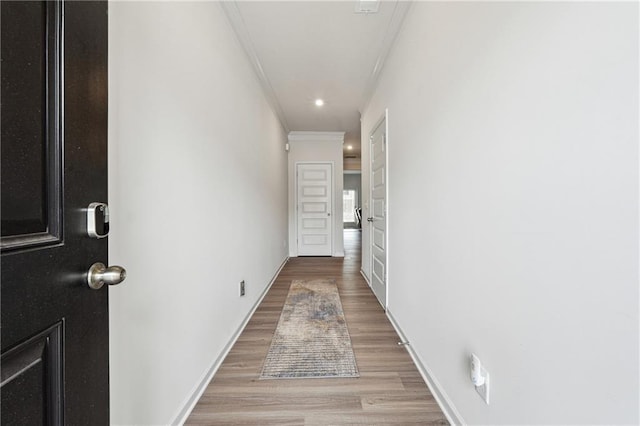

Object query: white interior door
[297,163,333,256]
[369,119,387,308]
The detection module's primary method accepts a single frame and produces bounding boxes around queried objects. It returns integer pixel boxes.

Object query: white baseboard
[170,257,290,426]
[386,309,465,426]
[360,268,371,287]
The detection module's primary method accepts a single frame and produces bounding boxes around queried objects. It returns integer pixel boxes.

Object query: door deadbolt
[87,202,110,238]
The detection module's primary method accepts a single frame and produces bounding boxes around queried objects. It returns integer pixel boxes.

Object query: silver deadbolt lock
[87,202,109,238]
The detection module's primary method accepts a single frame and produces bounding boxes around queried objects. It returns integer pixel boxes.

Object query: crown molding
[359,1,412,114]
[221,1,290,133]
[288,131,345,142]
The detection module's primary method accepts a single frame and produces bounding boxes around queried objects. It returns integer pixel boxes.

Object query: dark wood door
[1,1,110,424]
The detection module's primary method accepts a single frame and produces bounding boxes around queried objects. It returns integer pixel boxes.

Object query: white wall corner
[359,1,412,114]
[220,1,289,134]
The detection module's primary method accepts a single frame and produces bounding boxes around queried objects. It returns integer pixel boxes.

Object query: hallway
[100,3,639,423]
[186,230,448,425]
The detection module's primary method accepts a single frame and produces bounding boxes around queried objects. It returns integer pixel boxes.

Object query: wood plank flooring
[186,230,448,425]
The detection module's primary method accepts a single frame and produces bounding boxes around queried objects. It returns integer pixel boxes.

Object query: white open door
[369,119,387,308]
[297,163,333,256]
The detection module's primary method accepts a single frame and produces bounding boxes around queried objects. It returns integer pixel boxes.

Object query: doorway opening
[343,171,362,230]
[343,189,357,226]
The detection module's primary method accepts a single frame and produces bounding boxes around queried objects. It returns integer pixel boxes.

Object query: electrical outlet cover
[475,367,490,405]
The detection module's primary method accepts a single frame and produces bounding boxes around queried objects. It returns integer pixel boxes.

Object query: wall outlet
[475,369,490,405]
[240,280,245,296]
[470,353,490,405]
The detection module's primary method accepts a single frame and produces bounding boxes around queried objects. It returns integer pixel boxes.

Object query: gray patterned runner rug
[260,279,359,379]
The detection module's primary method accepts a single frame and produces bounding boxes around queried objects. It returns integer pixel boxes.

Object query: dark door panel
[1,0,62,250]
[1,1,110,424]
[1,322,63,426]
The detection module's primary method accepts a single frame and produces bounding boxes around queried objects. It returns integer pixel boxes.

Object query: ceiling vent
[345,155,358,159]
[355,0,379,14]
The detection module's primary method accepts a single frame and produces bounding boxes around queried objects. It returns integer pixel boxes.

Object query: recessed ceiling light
[347,145,353,150]
[315,99,324,107]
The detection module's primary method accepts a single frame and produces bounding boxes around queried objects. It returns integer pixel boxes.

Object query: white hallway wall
[362,2,639,424]
[108,2,288,424]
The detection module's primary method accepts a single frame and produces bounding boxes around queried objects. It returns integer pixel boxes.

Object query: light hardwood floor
[186,229,448,425]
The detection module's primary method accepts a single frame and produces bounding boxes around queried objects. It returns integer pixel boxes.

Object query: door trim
[294,161,334,256]
[368,110,389,309]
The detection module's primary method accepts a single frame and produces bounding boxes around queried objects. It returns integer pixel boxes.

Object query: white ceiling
[222,1,410,157]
